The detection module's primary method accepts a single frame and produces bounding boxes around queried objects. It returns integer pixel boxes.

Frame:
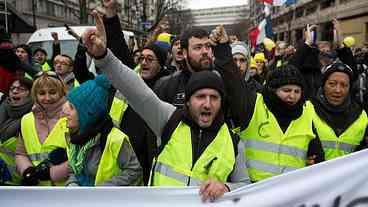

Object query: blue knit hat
[67,75,111,134]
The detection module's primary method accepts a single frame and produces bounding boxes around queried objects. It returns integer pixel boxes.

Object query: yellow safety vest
[276,60,283,68]
[94,127,130,185]
[73,79,79,87]
[41,62,51,72]
[151,121,235,186]
[21,113,68,186]
[239,94,315,182]
[313,110,368,160]
[109,97,128,126]
[0,137,21,185]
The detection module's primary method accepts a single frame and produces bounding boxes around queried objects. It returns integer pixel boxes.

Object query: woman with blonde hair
[15,71,69,186]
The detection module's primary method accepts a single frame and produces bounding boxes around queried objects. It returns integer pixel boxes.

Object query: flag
[249,18,274,49]
[249,19,266,48]
[274,0,297,6]
[285,0,297,6]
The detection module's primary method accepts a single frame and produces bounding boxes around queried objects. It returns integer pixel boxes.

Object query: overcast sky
[186,0,248,10]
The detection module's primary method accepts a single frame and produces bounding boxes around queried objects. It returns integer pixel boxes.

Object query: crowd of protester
[1,0,368,202]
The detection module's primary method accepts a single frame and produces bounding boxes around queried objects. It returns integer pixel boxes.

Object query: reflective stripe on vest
[94,127,129,185]
[313,108,367,160]
[244,139,307,160]
[239,94,315,182]
[28,152,49,162]
[153,162,202,186]
[321,140,354,153]
[246,160,297,174]
[21,113,68,186]
[151,122,235,186]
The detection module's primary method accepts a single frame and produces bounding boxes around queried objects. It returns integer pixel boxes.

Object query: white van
[27,26,135,58]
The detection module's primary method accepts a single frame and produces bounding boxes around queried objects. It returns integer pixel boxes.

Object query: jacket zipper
[188,129,202,186]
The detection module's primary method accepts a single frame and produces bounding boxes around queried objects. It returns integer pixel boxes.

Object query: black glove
[21,166,39,186]
[34,160,51,181]
[48,148,68,165]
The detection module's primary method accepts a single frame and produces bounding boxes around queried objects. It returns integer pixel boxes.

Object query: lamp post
[32,0,36,28]
[4,0,8,32]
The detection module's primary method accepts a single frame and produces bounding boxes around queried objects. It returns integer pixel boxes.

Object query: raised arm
[103,0,134,68]
[210,25,257,130]
[85,11,175,138]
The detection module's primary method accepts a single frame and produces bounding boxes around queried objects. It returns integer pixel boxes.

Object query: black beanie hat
[143,43,167,67]
[321,61,353,84]
[266,65,305,90]
[185,71,225,102]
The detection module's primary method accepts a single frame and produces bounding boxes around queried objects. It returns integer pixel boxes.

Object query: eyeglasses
[138,56,158,64]
[34,71,62,81]
[9,86,28,92]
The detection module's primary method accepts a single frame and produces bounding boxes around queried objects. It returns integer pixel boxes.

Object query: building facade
[271,0,368,46]
[1,0,161,44]
[189,5,249,38]
[4,0,86,44]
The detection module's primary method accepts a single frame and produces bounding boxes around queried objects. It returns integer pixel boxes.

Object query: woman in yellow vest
[63,75,142,186]
[222,64,325,183]
[312,62,367,160]
[15,71,69,186]
[0,78,33,185]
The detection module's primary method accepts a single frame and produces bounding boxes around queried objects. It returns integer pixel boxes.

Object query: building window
[279,32,284,41]
[366,23,368,42]
[320,0,335,10]
[306,5,317,15]
[295,8,303,18]
[37,0,47,14]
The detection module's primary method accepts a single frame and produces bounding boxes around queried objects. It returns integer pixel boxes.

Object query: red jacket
[0,65,15,94]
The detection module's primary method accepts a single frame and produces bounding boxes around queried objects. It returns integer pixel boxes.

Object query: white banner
[2,149,368,207]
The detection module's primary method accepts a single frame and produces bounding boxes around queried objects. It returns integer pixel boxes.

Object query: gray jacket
[66,128,143,186]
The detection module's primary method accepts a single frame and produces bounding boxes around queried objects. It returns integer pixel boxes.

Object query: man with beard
[83,13,250,201]
[154,27,233,108]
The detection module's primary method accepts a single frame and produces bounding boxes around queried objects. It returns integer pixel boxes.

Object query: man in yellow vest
[83,12,250,201]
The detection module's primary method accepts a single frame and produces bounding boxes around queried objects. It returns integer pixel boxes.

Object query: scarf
[4,96,33,119]
[262,87,304,132]
[0,96,33,141]
[68,116,113,186]
[31,97,66,143]
[313,88,362,136]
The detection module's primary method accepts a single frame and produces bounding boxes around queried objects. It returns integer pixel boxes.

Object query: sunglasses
[34,71,62,81]
[321,62,353,75]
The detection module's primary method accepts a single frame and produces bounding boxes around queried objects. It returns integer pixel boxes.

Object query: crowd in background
[1,0,368,202]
